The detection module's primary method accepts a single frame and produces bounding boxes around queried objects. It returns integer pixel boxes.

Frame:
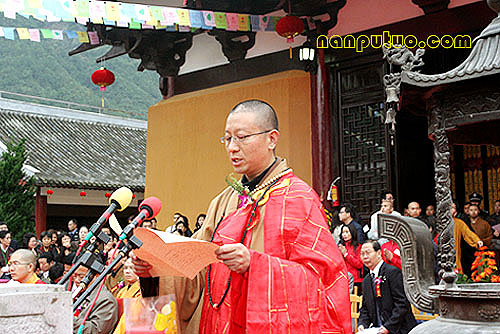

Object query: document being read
[133,228,219,280]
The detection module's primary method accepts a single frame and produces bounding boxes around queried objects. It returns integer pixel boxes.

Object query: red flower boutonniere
[374,276,386,298]
[226,173,252,208]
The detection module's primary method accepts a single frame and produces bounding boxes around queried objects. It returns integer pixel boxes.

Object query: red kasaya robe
[200,173,351,334]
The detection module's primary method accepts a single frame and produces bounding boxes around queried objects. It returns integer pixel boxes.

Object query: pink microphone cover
[139,197,162,219]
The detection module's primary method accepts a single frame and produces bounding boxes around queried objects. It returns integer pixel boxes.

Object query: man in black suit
[358,240,417,334]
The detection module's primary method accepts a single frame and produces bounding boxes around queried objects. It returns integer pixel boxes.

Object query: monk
[8,249,45,284]
[469,203,493,247]
[451,202,483,276]
[132,100,351,334]
[113,257,141,334]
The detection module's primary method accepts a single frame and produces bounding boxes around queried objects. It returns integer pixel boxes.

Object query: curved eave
[402,16,500,88]
[35,179,145,192]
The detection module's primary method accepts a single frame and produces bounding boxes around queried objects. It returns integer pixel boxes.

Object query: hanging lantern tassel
[275,16,305,59]
[91,67,115,108]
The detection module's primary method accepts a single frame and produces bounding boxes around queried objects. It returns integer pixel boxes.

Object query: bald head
[9,249,37,283]
[12,249,36,265]
[407,201,422,218]
[230,100,278,131]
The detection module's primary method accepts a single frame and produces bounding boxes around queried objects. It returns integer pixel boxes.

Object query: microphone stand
[73,221,144,311]
[59,230,110,286]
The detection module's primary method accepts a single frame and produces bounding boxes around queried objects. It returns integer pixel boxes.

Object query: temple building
[71,0,498,226]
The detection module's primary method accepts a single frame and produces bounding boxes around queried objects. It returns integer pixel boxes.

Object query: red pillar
[35,187,47,238]
[310,48,333,199]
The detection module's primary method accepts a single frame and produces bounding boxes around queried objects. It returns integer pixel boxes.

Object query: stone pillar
[429,103,456,287]
[0,284,72,333]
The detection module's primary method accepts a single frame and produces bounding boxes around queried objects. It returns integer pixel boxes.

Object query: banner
[0,25,88,42]
[0,0,282,33]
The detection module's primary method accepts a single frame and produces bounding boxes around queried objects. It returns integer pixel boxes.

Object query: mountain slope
[0,15,161,117]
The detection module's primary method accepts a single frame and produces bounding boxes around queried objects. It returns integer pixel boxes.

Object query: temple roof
[402,13,500,87]
[0,98,147,191]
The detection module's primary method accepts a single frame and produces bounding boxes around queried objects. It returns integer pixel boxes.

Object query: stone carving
[430,105,457,287]
[378,214,438,313]
[382,45,425,143]
[383,46,425,72]
[434,90,500,128]
[478,304,500,321]
[440,300,448,316]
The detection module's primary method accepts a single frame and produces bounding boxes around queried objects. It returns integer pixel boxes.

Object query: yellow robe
[112,280,141,334]
[454,218,481,272]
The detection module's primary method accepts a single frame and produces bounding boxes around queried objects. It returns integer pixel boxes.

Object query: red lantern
[91,67,115,108]
[105,192,111,198]
[47,189,54,195]
[275,15,305,58]
[132,194,136,199]
[91,67,115,92]
[80,191,87,197]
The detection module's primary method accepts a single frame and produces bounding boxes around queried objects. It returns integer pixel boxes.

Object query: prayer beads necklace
[207,173,287,309]
[248,168,292,197]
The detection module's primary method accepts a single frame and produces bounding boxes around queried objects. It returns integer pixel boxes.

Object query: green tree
[0,139,36,241]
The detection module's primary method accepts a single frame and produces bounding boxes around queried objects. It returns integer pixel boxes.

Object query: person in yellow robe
[113,257,141,334]
[451,202,483,274]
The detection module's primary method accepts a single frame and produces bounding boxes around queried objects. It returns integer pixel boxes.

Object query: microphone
[58,187,133,286]
[84,187,133,242]
[73,197,162,311]
[119,197,162,241]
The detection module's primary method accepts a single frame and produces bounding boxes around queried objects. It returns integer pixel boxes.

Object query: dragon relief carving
[382,45,425,143]
[431,107,456,287]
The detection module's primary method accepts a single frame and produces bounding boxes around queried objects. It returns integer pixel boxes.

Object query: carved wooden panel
[340,101,387,215]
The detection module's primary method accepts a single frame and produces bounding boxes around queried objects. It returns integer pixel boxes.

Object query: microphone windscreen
[108,214,123,235]
[110,187,133,211]
[139,197,162,219]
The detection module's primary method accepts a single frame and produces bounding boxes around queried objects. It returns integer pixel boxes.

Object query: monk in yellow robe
[451,202,482,273]
[133,100,351,334]
[113,257,141,334]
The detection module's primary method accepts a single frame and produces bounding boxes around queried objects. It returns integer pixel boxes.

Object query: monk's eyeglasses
[220,129,272,146]
[7,261,30,268]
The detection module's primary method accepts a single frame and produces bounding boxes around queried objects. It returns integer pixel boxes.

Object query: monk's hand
[478,240,484,248]
[130,250,153,277]
[357,325,364,332]
[215,243,250,274]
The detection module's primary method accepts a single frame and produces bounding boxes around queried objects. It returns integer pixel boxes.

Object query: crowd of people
[0,212,206,333]
[2,98,499,334]
[328,190,500,332]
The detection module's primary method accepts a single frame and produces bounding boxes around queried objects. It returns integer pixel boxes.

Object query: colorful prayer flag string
[0,0,282,33]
